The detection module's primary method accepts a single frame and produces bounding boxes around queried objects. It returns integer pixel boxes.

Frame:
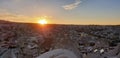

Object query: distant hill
[0,20,12,23]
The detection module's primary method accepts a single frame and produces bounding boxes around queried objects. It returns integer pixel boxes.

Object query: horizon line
[0,19,120,25]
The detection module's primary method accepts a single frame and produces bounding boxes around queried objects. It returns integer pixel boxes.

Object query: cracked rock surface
[0,20,120,58]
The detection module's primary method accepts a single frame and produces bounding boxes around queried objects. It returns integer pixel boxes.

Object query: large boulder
[36,49,78,58]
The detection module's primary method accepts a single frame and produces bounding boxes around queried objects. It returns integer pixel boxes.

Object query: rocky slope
[0,20,120,58]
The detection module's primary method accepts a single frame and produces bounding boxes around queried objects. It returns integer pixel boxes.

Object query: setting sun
[38,19,47,25]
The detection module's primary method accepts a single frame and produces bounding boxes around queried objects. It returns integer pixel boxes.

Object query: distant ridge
[0,20,12,24]
[0,19,119,25]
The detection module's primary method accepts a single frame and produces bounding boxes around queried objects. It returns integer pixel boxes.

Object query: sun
[38,19,47,25]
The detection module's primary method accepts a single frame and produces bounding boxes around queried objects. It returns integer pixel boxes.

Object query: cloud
[13,0,21,1]
[0,8,32,22]
[12,0,22,2]
[62,0,81,10]
[0,9,18,18]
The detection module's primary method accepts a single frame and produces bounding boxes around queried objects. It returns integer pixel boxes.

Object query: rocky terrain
[0,20,120,58]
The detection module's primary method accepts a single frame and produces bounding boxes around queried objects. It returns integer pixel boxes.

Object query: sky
[0,0,120,25]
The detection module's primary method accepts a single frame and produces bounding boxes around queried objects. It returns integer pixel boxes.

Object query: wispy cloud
[0,8,32,22]
[62,0,81,10]
[13,0,21,1]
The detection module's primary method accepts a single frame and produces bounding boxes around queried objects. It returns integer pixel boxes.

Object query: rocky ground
[0,20,120,58]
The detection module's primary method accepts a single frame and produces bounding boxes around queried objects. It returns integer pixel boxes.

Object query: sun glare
[38,19,47,25]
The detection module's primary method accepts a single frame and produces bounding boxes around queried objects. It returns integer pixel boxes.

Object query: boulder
[36,49,78,58]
